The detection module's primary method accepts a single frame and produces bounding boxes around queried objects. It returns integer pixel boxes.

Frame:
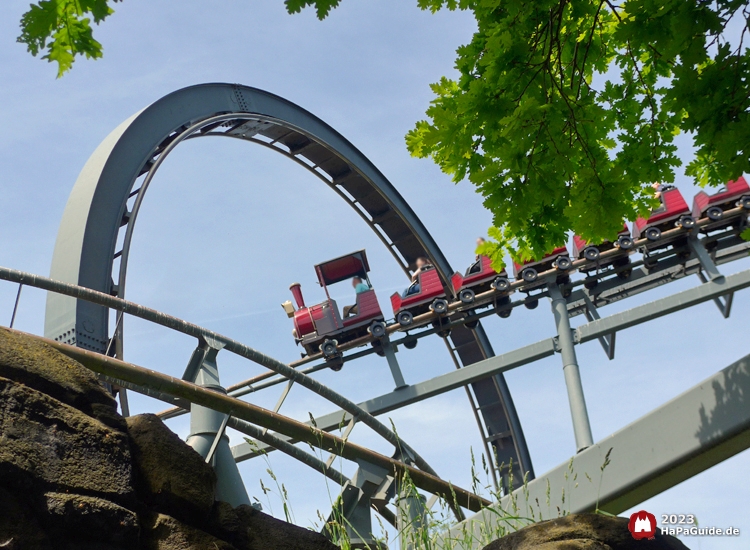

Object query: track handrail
[1,326,488,513]
[0,266,444,486]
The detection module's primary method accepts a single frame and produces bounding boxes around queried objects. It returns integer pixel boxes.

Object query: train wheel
[372,343,386,357]
[497,308,512,318]
[617,236,634,250]
[739,196,750,210]
[396,310,413,327]
[617,267,633,280]
[584,278,598,290]
[555,256,572,271]
[707,206,724,221]
[403,338,418,350]
[320,340,338,358]
[459,288,475,304]
[369,321,386,339]
[328,357,344,371]
[464,319,479,329]
[678,215,696,229]
[430,298,449,315]
[645,227,661,241]
[522,268,538,283]
[524,298,539,310]
[583,247,600,261]
[492,276,511,292]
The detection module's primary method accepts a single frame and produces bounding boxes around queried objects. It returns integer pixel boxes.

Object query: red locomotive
[631,186,693,249]
[692,176,750,232]
[283,250,386,360]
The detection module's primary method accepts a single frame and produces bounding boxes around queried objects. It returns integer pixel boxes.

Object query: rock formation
[0,328,336,550]
[481,513,690,550]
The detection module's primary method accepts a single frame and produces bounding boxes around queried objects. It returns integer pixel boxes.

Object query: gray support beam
[232,339,557,461]
[442,353,750,548]
[696,271,734,318]
[397,481,428,550]
[382,337,407,389]
[232,267,750,462]
[581,295,615,360]
[185,341,251,507]
[9,284,22,329]
[688,237,724,282]
[327,460,394,549]
[549,284,593,452]
[577,268,750,343]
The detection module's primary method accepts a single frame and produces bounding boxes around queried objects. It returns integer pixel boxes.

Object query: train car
[571,225,633,279]
[390,267,446,328]
[692,176,750,232]
[512,246,571,286]
[631,186,693,250]
[282,250,385,360]
[511,247,571,308]
[450,255,513,318]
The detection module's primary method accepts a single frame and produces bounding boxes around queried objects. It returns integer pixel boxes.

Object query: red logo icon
[628,510,657,540]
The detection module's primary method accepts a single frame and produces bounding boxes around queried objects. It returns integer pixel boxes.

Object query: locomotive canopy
[315,250,371,287]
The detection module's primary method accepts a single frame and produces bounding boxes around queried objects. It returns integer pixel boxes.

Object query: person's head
[476,237,486,248]
[352,276,363,287]
[415,257,429,269]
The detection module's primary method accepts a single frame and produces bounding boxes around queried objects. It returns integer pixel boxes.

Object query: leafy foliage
[17,0,750,262]
[284,0,342,19]
[292,0,750,264]
[18,0,120,77]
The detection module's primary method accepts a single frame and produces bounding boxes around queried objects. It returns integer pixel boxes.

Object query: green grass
[244,425,615,549]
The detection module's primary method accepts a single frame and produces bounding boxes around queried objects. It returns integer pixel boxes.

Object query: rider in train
[402,257,434,297]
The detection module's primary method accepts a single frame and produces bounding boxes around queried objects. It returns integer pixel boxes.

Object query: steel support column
[381,336,407,389]
[549,284,593,452]
[328,460,393,549]
[396,481,428,550]
[185,340,251,507]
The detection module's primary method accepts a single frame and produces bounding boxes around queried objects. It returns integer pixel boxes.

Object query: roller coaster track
[42,83,532,489]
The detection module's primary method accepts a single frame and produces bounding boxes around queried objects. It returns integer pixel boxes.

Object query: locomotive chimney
[289,282,305,308]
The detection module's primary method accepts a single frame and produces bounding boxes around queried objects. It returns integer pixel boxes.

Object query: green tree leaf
[17,0,119,77]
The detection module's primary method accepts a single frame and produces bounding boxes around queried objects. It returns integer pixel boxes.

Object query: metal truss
[442,352,750,548]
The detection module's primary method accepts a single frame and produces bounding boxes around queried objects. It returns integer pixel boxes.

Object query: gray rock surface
[126,413,216,525]
[0,376,134,502]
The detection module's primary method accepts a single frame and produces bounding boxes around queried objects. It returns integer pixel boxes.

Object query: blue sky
[1,1,748,547]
